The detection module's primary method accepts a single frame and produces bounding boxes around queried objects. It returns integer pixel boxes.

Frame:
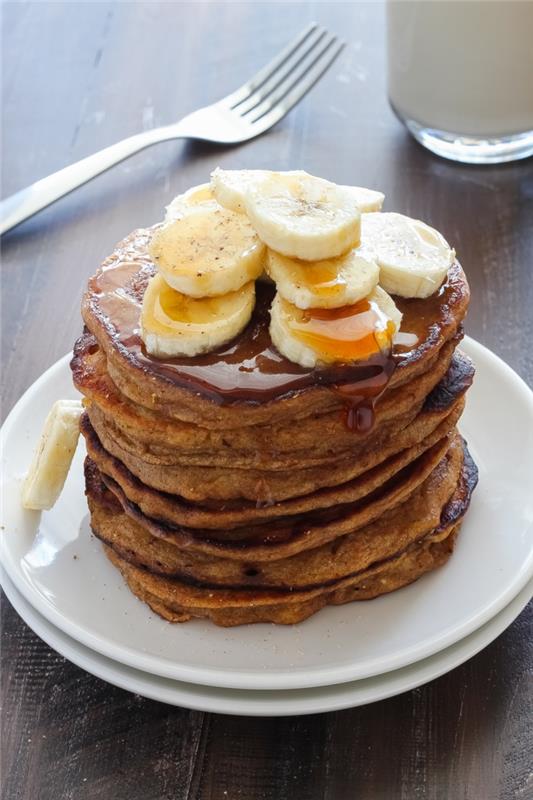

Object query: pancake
[105,530,461,624]
[82,395,464,531]
[72,215,477,626]
[80,349,473,503]
[82,359,471,557]
[96,442,477,626]
[87,430,455,560]
[87,433,469,588]
[73,330,464,470]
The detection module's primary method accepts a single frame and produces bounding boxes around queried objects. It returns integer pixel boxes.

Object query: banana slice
[266,247,380,309]
[22,399,83,510]
[362,212,454,299]
[270,286,402,368]
[141,273,255,358]
[212,168,385,215]
[244,172,361,261]
[211,168,306,213]
[165,183,216,221]
[342,185,385,212]
[150,206,265,297]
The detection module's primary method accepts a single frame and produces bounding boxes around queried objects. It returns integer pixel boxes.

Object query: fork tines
[225,23,345,125]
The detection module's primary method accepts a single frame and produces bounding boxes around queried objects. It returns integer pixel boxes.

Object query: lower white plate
[2,569,530,716]
[1,338,533,691]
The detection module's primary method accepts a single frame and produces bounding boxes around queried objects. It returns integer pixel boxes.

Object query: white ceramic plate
[1,569,530,716]
[1,338,533,691]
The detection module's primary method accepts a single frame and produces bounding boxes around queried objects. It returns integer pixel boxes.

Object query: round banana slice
[211,168,306,213]
[150,206,265,297]
[212,168,385,215]
[141,274,255,358]
[270,286,402,368]
[362,212,455,299]
[266,247,380,309]
[165,183,217,221]
[244,172,361,261]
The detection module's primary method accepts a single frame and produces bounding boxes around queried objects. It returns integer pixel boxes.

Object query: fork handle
[0,125,182,236]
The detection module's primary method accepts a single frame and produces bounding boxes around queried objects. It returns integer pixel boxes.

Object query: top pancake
[76,227,470,429]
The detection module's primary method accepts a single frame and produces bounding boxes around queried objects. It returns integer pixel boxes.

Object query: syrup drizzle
[289,300,395,362]
[286,299,397,431]
[84,229,464,433]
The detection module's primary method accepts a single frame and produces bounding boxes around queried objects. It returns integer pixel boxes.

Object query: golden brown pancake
[95,442,477,626]
[73,331,463,470]
[79,349,473,503]
[82,397,463,532]
[88,430,454,561]
[72,224,477,625]
[87,433,467,588]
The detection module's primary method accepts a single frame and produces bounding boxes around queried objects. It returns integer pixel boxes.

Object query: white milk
[387,1,533,138]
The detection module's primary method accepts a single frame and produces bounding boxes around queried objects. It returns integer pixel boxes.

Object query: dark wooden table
[2,3,532,799]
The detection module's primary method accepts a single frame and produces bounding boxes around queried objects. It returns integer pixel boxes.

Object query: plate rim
[1,337,533,690]
[1,568,531,716]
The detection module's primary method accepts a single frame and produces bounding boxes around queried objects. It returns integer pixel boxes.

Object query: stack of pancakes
[71,228,477,626]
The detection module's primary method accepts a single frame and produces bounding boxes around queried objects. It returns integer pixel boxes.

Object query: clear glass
[387,1,533,164]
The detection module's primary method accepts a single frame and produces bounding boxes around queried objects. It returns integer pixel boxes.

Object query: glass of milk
[387,1,533,164]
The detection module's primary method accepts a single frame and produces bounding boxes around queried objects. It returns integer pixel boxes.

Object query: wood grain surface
[1,3,532,799]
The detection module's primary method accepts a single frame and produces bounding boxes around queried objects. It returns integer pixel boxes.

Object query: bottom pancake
[103,527,460,626]
[88,440,478,626]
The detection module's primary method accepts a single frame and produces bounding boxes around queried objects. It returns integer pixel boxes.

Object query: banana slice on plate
[244,172,361,261]
[362,212,455,299]
[22,399,83,510]
[150,206,265,297]
[165,183,216,221]
[270,286,402,368]
[141,273,255,358]
[266,247,380,309]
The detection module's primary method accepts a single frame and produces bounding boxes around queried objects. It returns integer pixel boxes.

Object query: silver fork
[1,23,345,236]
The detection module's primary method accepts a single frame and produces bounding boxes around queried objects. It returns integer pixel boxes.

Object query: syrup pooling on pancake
[83,236,467,406]
[268,284,401,429]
